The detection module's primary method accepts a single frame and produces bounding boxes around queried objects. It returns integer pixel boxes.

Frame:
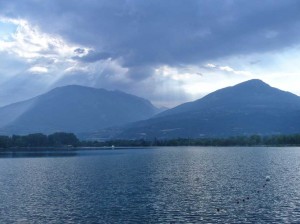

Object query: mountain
[116,79,300,139]
[0,85,159,135]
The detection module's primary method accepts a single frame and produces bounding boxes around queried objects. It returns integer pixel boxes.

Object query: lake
[0,147,300,223]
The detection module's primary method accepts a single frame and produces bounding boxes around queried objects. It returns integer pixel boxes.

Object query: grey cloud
[1,0,300,73]
[1,0,300,106]
[125,66,154,81]
[74,48,86,54]
[73,50,112,63]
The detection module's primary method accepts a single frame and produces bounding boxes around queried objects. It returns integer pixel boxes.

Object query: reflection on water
[0,147,300,223]
[0,151,78,158]
[0,148,122,158]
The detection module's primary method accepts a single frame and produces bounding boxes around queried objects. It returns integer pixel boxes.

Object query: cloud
[219,66,235,72]
[204,64,252,76]
[74,48,86,54]
[1,1,299,67]
[0,17,91,71]
[28,66,48,73]
[0,1,300,107]
[206,64,217,68]
[73,50,112,63]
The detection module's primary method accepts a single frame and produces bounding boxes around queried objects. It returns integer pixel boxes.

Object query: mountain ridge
[157,79,300,118]
[115,79,300,139]
[0,85,159,135]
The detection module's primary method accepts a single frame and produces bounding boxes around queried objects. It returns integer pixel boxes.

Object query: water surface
[0,147,300,223]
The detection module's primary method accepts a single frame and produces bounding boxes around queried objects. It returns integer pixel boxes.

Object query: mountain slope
[117,79,300,139]
[0,85,159,134]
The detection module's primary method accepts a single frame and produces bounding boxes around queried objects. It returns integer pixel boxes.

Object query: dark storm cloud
[1,0,300,79]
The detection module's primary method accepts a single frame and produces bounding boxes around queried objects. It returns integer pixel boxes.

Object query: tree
[25,133,48,147]
[0,136,11,148]
[48,132,79,146]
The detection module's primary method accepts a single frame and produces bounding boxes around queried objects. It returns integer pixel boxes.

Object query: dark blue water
[1,147,300,223]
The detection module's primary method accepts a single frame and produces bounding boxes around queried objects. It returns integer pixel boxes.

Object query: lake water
[0,147,300,223]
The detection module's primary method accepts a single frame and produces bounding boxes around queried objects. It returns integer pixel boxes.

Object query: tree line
[2,133,300,149]
[82,134,300,147]
[0,132,79,148]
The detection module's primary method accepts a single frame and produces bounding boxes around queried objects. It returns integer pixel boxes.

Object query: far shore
[1,145,300,153]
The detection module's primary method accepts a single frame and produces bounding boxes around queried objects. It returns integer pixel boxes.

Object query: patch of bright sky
[218,46,300,96]
[154,43,300,104]
[154,63,252,102]
[0,20,17,41]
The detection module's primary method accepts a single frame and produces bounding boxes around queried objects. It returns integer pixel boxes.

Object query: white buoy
[265,176,271,181]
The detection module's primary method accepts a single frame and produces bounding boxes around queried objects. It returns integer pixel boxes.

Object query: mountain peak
[0,85,159,135]
[202,78,299,107]
[240,79,265,84]
[118,79,300,139]
[156,78,300,118]
[233,79,270,89]
[51,85,104,92]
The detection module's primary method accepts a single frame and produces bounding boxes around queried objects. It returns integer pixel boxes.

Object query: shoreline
[1,145,300,153]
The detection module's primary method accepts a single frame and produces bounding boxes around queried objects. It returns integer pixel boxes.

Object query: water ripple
[0,147,300,223]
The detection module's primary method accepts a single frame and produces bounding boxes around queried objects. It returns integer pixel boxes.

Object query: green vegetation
[82,134,300,147]
[2,133,300,150]
[0,132,79,149]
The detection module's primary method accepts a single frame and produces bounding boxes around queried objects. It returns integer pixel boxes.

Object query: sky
[0,0,300,107]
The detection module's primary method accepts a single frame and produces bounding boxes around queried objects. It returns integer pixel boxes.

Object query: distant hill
[116,79,300,139]
[0,85,159,134]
